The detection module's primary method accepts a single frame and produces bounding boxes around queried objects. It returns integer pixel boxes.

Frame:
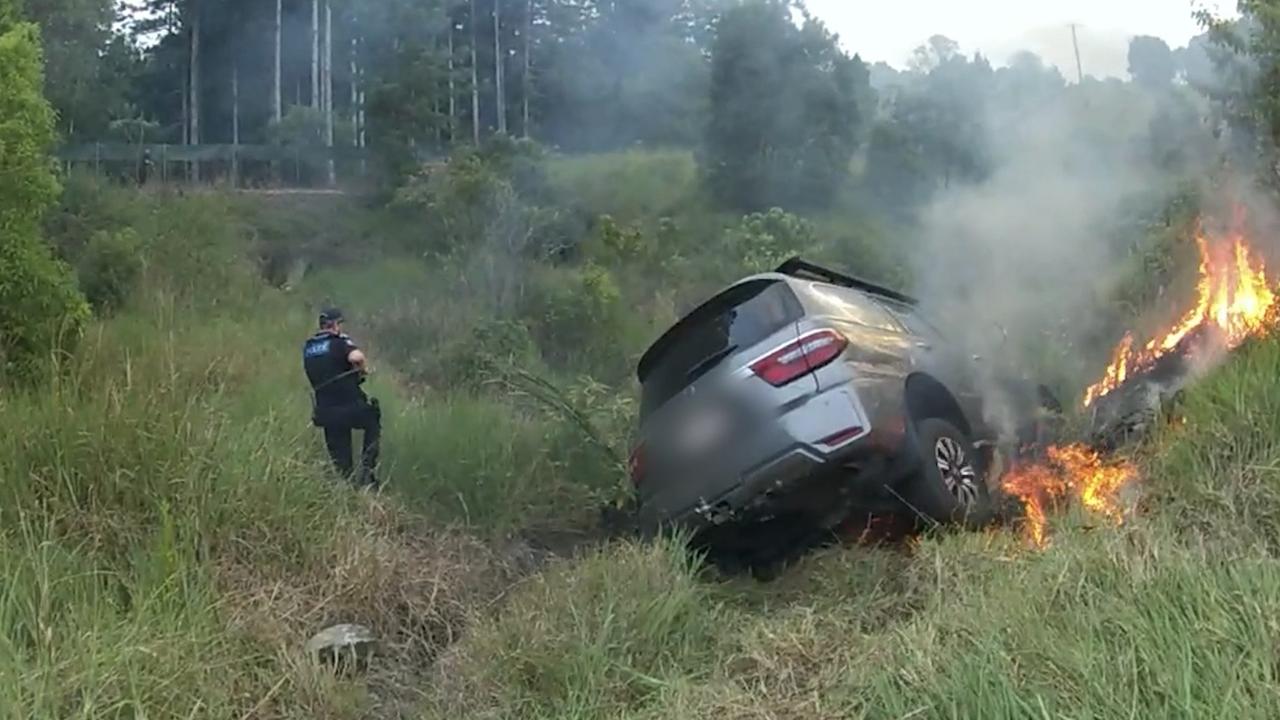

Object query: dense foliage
[704,1,867,210]
[0,6,89,382]
[11,0,1280,717]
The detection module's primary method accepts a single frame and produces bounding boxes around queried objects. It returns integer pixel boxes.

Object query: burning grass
[997,209,1280,549]
[1084,210,1278,406]
[1000,445,1139,547]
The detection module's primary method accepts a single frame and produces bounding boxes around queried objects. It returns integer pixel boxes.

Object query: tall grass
[420,329,1280,719]
[1,190,504,718]
[24,156,1280,719]
[547,150,701,222]
[384,395,618,535]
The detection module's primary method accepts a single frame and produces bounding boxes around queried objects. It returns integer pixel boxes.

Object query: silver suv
[630,259,1044,568]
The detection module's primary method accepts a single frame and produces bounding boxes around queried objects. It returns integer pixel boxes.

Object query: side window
[805,283,901,332]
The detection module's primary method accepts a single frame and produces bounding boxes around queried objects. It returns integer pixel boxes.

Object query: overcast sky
[806,0,1236,78]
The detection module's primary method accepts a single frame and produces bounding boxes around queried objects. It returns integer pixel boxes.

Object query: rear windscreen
[639,280,802,418]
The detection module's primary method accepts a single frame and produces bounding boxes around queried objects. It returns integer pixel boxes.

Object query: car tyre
[907,417,995,528]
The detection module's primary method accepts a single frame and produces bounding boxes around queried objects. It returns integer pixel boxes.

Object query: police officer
[303,307,381,487]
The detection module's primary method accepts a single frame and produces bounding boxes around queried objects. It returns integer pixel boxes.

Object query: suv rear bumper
[636,428,920,537]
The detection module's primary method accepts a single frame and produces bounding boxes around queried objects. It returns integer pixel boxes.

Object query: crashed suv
[629,258,1045,568]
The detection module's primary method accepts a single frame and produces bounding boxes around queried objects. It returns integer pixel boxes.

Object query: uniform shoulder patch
[304,338,332,358]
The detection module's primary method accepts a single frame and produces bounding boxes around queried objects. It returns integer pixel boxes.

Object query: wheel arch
[904,372,973,437]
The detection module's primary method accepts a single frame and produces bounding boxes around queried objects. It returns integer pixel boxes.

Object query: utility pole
[1070,23,1084,84]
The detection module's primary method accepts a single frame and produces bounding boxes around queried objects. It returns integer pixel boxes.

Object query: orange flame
[1082,216,1277,407]
[1003,209,1275,548]
[1001,445,1137,547]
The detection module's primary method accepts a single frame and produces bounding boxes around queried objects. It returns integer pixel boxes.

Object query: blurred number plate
[682,407,728,453]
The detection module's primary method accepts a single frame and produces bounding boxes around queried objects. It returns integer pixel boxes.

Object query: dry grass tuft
[215,494,513,717]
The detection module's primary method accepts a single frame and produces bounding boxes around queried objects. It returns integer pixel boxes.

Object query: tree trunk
[351,37,359,147]
[523,0,531,138]
[273,0,282,123]
[181,61,189,146]
[272,0,282,183]
[311,0,320,109]
[325,1,335,185]
[190,0,201,182]
[494,0,507,135]
[448,16,456,142]
[232,58,240,187]
[471,0,481,144]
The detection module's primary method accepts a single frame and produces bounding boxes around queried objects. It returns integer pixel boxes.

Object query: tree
[532,0,722,151]
[864,50,993,213]
[273,0,281,126]
[706,0,868,211]
[909,34,962,72]
[471,0,481,144]
[1196,2,1280,182]
[494,0,507,134]
[23,0,137,139]
[1128,35,1176,89]
[0,6,90,381]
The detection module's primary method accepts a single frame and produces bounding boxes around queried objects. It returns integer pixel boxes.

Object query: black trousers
[315,399,382,486]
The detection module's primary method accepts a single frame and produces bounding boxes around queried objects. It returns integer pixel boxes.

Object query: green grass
[547,150,700,222]
[0,190,510,718]
[19,159,1280,719]
[383,394,619,536]
[417,330,1280,719]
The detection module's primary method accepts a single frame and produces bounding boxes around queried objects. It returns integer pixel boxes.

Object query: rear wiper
[686,345,738,382]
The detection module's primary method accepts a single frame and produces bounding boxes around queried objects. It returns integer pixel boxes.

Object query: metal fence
[58,143,373,187]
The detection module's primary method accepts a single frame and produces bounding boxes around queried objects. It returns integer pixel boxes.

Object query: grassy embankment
[8,152,1280,718]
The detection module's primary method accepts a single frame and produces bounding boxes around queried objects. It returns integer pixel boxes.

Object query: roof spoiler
[775,257,918,306]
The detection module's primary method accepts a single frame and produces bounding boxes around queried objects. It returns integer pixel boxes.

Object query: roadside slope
[421,332,1280,720]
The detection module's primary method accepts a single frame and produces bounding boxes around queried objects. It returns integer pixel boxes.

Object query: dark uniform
[303,325,381,486]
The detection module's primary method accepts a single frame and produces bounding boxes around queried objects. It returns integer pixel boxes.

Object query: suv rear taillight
[629,443,646,486]
[750,329,848,387]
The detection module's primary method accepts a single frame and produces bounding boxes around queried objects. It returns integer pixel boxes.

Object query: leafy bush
[723,207,817,272]
[43,170,144,260]
[78,228,143,312]
[519,263,634,380]
[0,241,91,381]
[0,19,89,382]
[434,318,543,391]
[393,152,529,259]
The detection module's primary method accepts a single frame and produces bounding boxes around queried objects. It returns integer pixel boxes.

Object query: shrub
[0,19,90,382]
[78,228,143,312]
[392,138,553,260]
[434,318,542,391]
[723,207,817,272]
[519,263,633,380]
[0,240,91,381]
[43,170,144,260]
